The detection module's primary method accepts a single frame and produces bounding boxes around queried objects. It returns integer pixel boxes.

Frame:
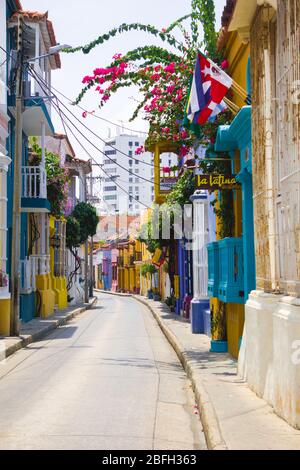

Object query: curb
[3,297,97,360]
[95,289,132,298]
[132,294,227,451]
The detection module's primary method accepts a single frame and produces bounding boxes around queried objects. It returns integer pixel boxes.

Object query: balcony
[20,255,51,296]
[20,257,37,295]
[31,255,51,276]
[207,242,219,298]
[8,65,54,137]
[21,166,50,213]
[147,141,180,204]
[207,238,245,304]
[135,252,143,262]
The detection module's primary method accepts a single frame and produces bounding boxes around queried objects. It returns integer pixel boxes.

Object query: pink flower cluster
[221,60,229,70]
[81,55,129,105]
[135,146,145,156]
[180,146,191,157]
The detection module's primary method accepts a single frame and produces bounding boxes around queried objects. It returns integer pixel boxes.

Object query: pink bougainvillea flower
[221,59,229,70]
[102,94,110,102]
[180,146,190,157]
[180,129,189,139]
[82,111,88,118]
[164,62,175,74]
[162,166,171,174]
[135,145,145,156]
[161,28,167,33]
[166,84,175,94]
[113,53,123,60]
[151,86,161,96]
[82,76,93,84]
[150,73,161,82]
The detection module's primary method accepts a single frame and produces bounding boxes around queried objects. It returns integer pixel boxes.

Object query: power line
[28,66,161,188]
[46,87,152,210]
[0,43,148,136]
[27,70,139,210]
[46,81,148,135]
[29,66,159,169]
[59,109,152,210]
[0,58,8,68]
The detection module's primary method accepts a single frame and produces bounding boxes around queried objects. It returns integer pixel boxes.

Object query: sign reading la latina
[196,174,241,190]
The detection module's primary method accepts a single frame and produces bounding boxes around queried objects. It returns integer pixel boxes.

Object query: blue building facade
[6,5,60,324]
[209,105,256,306]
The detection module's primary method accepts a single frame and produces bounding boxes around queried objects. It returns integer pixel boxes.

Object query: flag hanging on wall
[184,52,233,131]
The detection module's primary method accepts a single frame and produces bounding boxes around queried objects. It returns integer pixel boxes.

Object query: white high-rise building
[102,133,155,215]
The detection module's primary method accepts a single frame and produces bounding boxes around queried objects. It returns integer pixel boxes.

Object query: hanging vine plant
[30,137,69,217]
[65,0,224,148]
[166,170,196,207]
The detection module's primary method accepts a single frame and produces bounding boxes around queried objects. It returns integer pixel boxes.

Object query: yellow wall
[148,142,179,205]
[211,31,250,359]
[224,31,250,109]
[49,216,68,311]
[0,299,10,336]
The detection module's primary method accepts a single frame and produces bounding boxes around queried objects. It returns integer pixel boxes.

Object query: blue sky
[22,0,227,156]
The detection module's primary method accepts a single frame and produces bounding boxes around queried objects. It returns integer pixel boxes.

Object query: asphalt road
[0,293,207,450]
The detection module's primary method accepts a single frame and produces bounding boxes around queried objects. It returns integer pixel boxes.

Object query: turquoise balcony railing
[207,237,245,304]
[207,242,219,298]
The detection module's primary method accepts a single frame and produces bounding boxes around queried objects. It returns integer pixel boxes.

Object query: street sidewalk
[0,297,97,361]
[133,295,300,450]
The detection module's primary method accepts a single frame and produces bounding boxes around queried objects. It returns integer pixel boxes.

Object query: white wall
[102,134,153,215]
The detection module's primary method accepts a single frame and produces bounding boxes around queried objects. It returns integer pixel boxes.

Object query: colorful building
[225,0,300,429]
[4,7,61,329]
[206,3,255,358]
[0,0,21,334]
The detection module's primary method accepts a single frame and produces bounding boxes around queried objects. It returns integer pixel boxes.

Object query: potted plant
[210,302,228,353]
[153,291,161,301]
[165,295,176,312]
[147,264,158,300]
[141,263,156,299]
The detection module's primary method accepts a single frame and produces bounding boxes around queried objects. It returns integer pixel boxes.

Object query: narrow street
[0,293,206,450]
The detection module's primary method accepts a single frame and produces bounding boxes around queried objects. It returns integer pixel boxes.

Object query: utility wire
[0,44,148,136]
[0,58,8,68]
[45,85,152,210]
[57,105,152,210]
[29,65,159,169]
[28,66,161,188]
[45,80,148,135]
[26,65,145,209]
